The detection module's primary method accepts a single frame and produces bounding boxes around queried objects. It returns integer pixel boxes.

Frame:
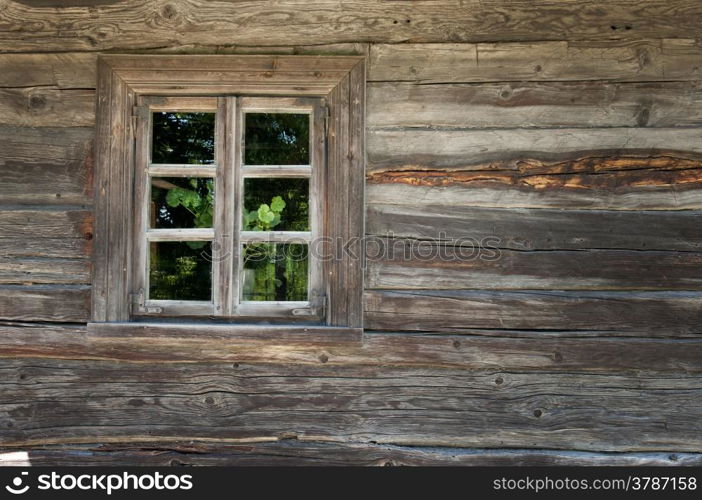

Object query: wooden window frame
[90,55,365,334]
[133,96,325,320]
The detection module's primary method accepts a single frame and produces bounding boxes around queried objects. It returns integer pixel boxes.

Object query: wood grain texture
[369,129,702,170]
[0,258,89,285]
[367,150,702,210]
[0,358,700,451]
[3,442,701,466]
[364,290,702,334]
[366,204,702,251]
[369,40,702,83]
[0,88,95,127]
[366,244,702,291]
[92,62,134,322]
[0,127,93,205]
[0,286,90,322]
[369,81,702,129]
[100,54,363,96]
[0,209,93,259]
[3,323,702,368]
[1,2,701,52]
[0,53,96,88]
[0,46,366,90]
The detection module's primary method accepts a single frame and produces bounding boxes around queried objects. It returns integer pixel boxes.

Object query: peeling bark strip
[1,358,701,451]
[368,165,702,190]
[368,149,702,180]
[367,150,702,210]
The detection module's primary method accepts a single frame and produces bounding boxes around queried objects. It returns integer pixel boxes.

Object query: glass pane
[149,241,212,301]
[244,113,309,165]
[151,177,214,229]
[242,243,308,302]
[243,178,309,231]
[152,112,215,164]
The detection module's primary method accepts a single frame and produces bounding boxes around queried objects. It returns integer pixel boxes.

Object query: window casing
[91,55,364,331]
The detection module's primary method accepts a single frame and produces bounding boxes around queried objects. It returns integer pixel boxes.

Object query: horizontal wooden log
[2,323,702,370]
[3,442,701,466]
[0,88,95,127]
[369,129,702,170]
[0,358,700,451]
[1,2,700,51]
[369,39,702,83]
[0,53,96,88]
[0,258,89,285]
[0,209,93,259]
[0,286,90,322]
[367,149,702,210]
[368,81,702,128]
[364,290,702,334]
[366,205,702,251]
[0,126,93,205]
[366,244,702,291]
[0,45,366,91]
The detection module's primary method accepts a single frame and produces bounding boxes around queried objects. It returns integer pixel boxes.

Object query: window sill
[86,322,363,348]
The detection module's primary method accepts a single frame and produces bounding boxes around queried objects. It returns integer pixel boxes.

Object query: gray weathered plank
[3,442,701,466]
[368,128,702,170]
[0,88,95,127]
[0,286,90,322]
[364,290,702,333]
[366,205,702,251]
[0,358,700,451]
[0,209,93,259]
[3,323,702,369]
[1,2,701,51]
[0,258,89,285]
[368,81,702,129]
[0,53,97,88]
[0,126,93,205]
[366,245,702,291]
[369,40,702,83]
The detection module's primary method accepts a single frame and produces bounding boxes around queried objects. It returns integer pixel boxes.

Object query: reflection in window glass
[242,243,308,301]
[244,113,309,165]
[149,241,212,301]
[243,178,309,232]
[151,177,214,229]
[152,112,215,164]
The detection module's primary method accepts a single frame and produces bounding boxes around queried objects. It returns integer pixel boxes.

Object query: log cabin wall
[1,1,702,465]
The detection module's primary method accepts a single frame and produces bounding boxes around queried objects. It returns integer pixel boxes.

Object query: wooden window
[91,55,364,333]
[133,96,325,320]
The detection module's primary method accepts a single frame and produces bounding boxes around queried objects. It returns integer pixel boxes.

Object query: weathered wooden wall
[1,0,702,465]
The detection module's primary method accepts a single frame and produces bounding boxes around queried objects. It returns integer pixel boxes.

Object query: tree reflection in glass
[244,113,309,165]
[242,243,308,302]
[151,177,214,229]
[149,241,212,301]
[152,112,215,164]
